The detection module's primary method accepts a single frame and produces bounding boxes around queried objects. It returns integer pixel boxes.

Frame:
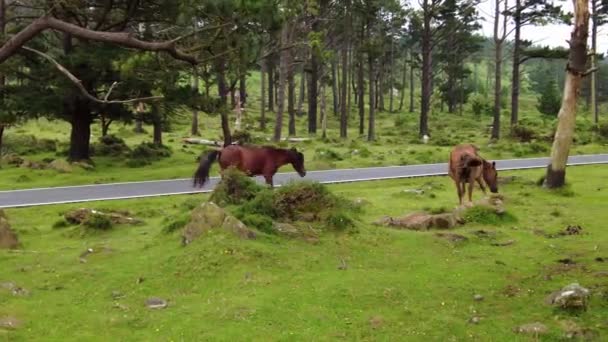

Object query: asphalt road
[1,154,607,208]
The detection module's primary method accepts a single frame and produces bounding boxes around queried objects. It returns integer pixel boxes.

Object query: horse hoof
[465,202,474,208]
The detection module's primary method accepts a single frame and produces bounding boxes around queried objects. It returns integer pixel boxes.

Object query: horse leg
[455,180,463,205]
[477,178,487,195]
[264,175,274,188]
[468,180,474,204]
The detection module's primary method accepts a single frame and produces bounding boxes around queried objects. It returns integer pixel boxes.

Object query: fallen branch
[182,138,222,146]
[22,46,163,104]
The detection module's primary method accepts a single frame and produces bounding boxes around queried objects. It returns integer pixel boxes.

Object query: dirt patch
[435,233,468,243]
[0,316,22,330]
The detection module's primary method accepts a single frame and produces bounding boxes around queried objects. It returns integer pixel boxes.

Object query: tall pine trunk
[152,105,162,146]
[216,60,232,146]
[510,0,521,127]
[332,58,339,115]
[420,4,432,138]
[358,39,365,135]
[68,103,92,161]
[378,64,385,111]
[0,0,5,151]
[545,0,590,188]
[308,54,319,134]
[268,57,275,112]
[321,82,328,139]
[591,0,598,125]
[367,20,375,141]
[288,61,296,136]
[398,54,407,111]
[260,60,267,130]
[274,26,290,142]
[191,66,200,136]
[389,37,395,112]
[297,66,306,116]
[409,63,415,113]
[492,0,507,140]
[340,2,350,138]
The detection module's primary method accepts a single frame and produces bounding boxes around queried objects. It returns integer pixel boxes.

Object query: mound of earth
[182,202,256,245]
[376,194,506,230]
[64,208,143,225]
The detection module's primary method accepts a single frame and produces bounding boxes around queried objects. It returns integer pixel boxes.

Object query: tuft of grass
[82,213,113,230]
[463,206,517,225]
[210,167,264,206]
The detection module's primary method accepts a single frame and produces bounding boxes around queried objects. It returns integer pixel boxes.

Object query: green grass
[1,165,607,340]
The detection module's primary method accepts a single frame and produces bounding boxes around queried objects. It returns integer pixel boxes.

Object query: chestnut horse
[193,144,307,188]
[448,144,498,205]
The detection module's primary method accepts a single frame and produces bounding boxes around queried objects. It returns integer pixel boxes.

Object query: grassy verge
[1,165,607,340]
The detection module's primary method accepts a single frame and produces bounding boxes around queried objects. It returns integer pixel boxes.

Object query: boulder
[72,161,95,170]
[272,222,300,237]
[64,208,142,225]
[546,283,590,311]
[1,154,23,165]
[0,211,20,249]
[48,159,73,173]
[222,215,256,240]
[376,212,460,230]
[182,202,255,245]
[20,159,46,170]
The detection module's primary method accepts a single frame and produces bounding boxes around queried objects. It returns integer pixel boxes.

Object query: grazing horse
[448,144,498,205]
[193,144,307,188]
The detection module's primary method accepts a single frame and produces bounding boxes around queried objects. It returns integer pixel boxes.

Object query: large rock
[1,154,24,165]
[19,159,46,170]
[0,210,20,249]
[64,208,142,225]
[375,212,460,230]
[546,283,590,311]
[48,159,73,173]
[182,202,255,245]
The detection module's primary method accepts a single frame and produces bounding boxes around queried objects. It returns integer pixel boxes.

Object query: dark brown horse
[448,144,498,205]
[193,144,307,187]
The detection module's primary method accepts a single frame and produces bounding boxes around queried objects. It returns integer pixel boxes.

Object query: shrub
[94,135,130,156]
[469,93,491,116]
[83,213,113,230]
[314,148,343,161]
[510,125,536,142]
[127,142,172,167]
[536,79,561,117]
[464,206,516,225]
[239,214,274,234]
[326,212,355,231]
[3,135,57,155]
[236,189,277,218]
[597,123,608,139]
[210,167,263,206]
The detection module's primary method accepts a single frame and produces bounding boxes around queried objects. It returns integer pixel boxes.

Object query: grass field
[1,165,607,340]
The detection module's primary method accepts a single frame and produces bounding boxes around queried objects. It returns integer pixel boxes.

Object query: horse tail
[193,150,220,187]
[460,154,482,168]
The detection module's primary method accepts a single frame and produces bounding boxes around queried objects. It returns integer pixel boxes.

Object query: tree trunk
[340,3,350,139]
[332,58,339,115]
[409,63,415,113]
[274,26,290,142]
[420,4,432,138]
[216,60,232,146]
[191,67,200,136]
[492,0,506,140]
[308,53,318,134]
[134,118,144,133]
[261,60,267,130]
[297,66,306,116]
[510,0,521,127]
[100,115,111,137]
[0,125,5,153]
[68,100,92,161]
[545,0,590,188]
[321,82,327,139]
[268,57,275,112]
[288,60,296,136]
[389,37,395,112]
[591,0,598,125]
[0,0,5,151]
[367,20,375,141]
[358,46,365,136]
[239,73,247,106]
[378,65,385,111]
[399,54,407,112]
[152,106,162,146]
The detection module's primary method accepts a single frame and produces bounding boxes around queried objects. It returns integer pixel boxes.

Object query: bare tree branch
[22,46,163,104]
[0,15,198,65]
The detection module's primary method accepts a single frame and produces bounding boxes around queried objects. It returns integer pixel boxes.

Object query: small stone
[111,291,124,299]
[0,316,22,330]
[146,297,168,309]
[469,316,481,324]
[514,322,548,335]
[473,294,484,301]
[547,283,590,310]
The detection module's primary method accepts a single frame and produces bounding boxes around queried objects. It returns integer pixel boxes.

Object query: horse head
[289,147,306,177]
[482,160,498,193]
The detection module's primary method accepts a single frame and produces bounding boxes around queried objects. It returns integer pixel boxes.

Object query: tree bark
[409,63,415,113]
[591,0,598,125]
[68,98,92,161]
[152,106,163,146]
[332,58,339,115]
[288,59,296,136]
[420,4,432,138]
[191,66,200,136]
[297,66,306,116]
[268,56,275,112]
[399,54,407,112]
[545,0,590,188]
[358,54,365,136]
[389,37,395,112]
[378,64,385,111]
[510,0,521,127]
[0,0,5,149]
[321,82,327,139]
[274,26,290,142]
[308,53,318,134]
[340,2,350,138]
[239,72,247,106]
[492,0,507,140]
[260,59,267,130]
[216,60,232,146]
[367,21,375,141]
[0,125,5,153]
